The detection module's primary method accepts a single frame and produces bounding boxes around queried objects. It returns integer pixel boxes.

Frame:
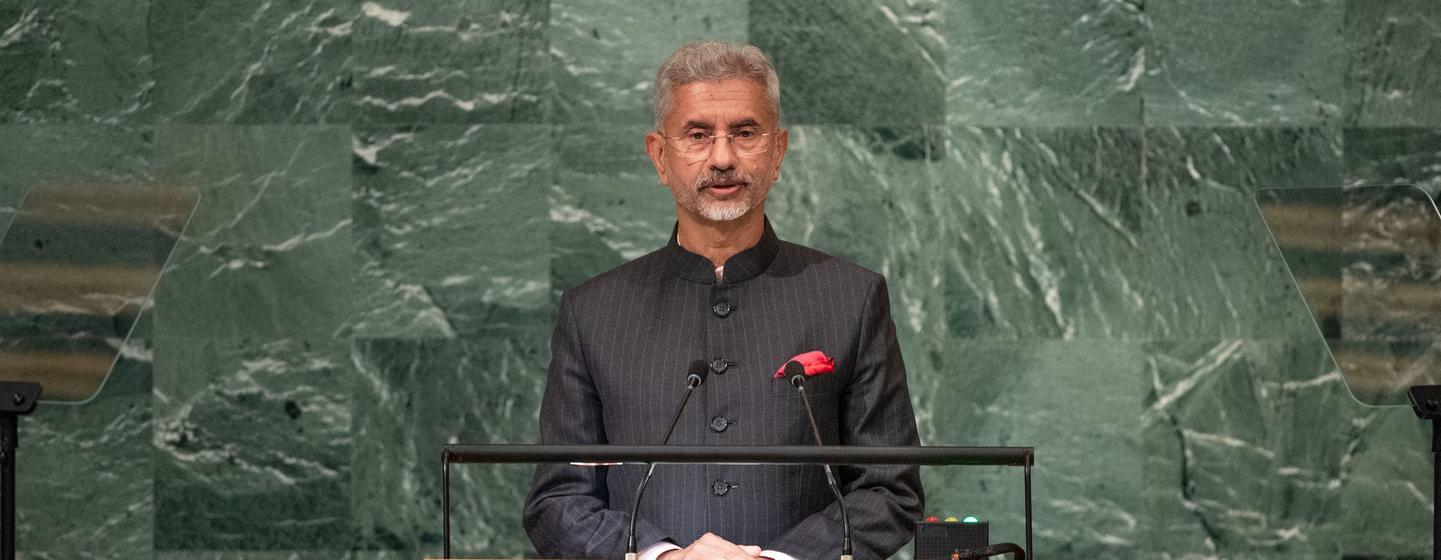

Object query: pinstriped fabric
[524,219,923,559]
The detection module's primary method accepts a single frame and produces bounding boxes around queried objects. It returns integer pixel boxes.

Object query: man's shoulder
[557,239,887,308]
[559,246,670,306]
[773,240,884,288]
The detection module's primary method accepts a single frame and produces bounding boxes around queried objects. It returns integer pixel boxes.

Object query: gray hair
[652,41,781,131]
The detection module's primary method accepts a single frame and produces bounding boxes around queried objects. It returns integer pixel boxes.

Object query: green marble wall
[2,0,1439,558]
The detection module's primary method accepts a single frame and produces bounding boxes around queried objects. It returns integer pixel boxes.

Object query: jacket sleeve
[523,291,671,559]
[763,276,925,559]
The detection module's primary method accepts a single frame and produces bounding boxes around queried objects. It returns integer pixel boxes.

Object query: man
[524,41,923,560]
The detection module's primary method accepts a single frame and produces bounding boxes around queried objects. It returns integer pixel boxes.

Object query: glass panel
[0,183,198,403]
[1255,184,1441,406]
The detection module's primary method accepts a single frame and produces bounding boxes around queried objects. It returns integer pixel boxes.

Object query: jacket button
[709,416,730,432]
[712,302,733,317]
[711,480,735,496]
[710,358,730,374]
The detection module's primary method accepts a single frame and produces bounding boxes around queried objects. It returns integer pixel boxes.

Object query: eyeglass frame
[657,127,784,158]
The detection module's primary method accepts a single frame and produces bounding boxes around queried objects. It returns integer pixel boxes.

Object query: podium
[438,444,1035,559]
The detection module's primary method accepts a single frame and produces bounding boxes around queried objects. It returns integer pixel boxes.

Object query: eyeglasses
[660,127,780,158]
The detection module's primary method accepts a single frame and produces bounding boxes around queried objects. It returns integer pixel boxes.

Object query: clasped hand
[658,532,763,560]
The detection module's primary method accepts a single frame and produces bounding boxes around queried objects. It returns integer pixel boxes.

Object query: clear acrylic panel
[0,183,198,403]
[1255,184,1441,407]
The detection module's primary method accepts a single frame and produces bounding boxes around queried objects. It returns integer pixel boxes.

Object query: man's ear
[771,128,789,178]
[645,131,669,186]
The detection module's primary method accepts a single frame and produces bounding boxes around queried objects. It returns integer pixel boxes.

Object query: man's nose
[707,135,737,171]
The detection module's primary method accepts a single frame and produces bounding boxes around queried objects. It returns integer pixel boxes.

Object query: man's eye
[734,129,757,139]
[686,132,709,142]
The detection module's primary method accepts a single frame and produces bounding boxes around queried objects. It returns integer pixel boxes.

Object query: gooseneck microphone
[625,359,711,560]
[954,542,1027,560]
[785,360,854,560]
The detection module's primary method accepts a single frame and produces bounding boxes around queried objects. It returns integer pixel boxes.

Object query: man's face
[646,78,788,223]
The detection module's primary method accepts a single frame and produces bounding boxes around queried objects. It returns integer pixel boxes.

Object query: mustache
[694,169,752,189]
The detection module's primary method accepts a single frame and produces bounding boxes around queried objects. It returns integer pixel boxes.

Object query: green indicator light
[961,516,980,523]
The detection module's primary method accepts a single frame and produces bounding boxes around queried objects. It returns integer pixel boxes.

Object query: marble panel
[152,337,352,550]
[1336,404,1431,557]
[348,124,551,338]
[909,338,1145,558]
[772,125,1151,339]
[150,126,354,339]
[1141,127,1344,339]
[945,0,1145,126]
[1140,338,1348,557]
[14,339,154,557]
[352,0,550,124]
[0,0,151,124]
[349,328,548,556]
[549,0,748,124]
[148,0,355,124]
[1344,0,1441,126]
[1344,127,1441,195]
[1143,0,1344,126]
[749,0,944,125]
[764,125,942,273]
[550,123,676,299]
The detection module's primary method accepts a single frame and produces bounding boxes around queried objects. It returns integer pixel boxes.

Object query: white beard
[665,165,774,223]
[698,199,752,221]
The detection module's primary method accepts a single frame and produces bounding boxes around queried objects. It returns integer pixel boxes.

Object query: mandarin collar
[662,218,781,284]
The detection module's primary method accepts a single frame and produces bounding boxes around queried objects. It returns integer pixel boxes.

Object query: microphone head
[687,359,711,387]
[784,360,806,388]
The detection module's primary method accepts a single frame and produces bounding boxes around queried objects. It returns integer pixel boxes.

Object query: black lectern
[439,444,1035,559]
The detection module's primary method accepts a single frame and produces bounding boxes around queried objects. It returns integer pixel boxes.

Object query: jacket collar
[662,218,781,284]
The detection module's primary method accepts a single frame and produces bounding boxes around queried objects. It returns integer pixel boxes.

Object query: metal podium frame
[439,444,1035,559]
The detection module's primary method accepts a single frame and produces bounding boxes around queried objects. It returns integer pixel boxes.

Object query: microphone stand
[0,382,41,560]
[1408,385,1441,560]
[626,365,707,560]
[790,370,853,560]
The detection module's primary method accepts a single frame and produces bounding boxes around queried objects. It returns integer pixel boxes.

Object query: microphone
[625,359,711,560]
[953,543,1026,560]
[785,360,854,560]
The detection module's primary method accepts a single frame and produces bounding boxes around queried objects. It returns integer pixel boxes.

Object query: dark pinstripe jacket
[524,219,923,559]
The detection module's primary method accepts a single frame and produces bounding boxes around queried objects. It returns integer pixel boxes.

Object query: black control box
[914,519,989,560]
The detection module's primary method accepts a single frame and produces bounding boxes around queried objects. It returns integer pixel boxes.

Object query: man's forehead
[674,78,764,98]
[663,78,774,126]
[679,117,760,130]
